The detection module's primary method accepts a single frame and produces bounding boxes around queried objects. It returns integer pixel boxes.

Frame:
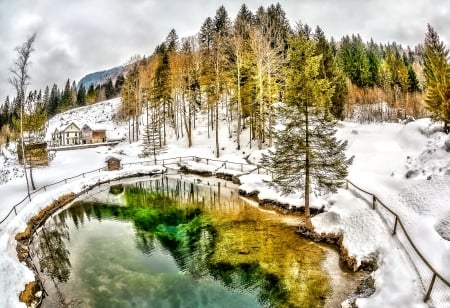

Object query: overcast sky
[1,0,449,102]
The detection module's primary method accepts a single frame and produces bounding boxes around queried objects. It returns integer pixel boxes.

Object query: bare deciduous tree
[9,33,37,196]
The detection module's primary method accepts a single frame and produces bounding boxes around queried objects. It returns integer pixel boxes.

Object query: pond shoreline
[15,170,373,307]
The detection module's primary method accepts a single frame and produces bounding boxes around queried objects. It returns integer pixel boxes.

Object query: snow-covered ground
[1,98,449,307]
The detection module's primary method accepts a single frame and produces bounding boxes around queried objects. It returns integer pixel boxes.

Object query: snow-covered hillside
[1,98,450,307]
[45,97,127,142]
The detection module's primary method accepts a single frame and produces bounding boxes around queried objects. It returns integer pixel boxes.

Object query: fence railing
[0,156,269,228]
[0,167,105,226]
[346,179,450,306]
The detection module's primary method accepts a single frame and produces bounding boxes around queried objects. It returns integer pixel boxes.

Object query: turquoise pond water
[30,178,359,307]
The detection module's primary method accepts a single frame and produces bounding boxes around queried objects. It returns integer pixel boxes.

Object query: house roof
[82,123,107,131]
[105,155,122,162]
[62,122,81,132]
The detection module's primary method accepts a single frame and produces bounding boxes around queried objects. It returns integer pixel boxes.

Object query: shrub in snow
[405,170,419,179]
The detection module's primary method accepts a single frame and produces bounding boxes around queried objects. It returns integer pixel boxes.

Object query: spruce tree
[263,34,353,229]
[423,24,450,133]
[77,84,87,106]
[86,84,96,104]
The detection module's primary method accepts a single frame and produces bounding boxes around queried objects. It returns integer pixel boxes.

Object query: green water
[31,178,354,307]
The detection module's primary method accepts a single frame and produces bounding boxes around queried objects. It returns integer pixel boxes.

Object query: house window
[67,133,69,137]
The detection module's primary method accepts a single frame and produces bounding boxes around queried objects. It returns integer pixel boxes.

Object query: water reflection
[29,177,354,307]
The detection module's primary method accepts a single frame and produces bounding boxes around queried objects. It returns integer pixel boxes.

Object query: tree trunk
[236,61,241,150]
[304,102,312,230]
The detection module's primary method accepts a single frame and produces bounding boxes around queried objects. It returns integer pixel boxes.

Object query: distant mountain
[78,65,126,89]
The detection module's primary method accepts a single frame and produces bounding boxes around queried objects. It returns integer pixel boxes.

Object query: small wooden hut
[17,141,49,166]
[105,156,121,171]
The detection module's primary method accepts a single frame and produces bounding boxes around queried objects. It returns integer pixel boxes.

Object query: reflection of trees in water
[95,184,288,306]
[36,214,71,283]
[34,182,290,307]
[34,213,74,306]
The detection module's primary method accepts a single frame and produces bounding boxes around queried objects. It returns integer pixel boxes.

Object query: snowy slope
[1,98,450,307]
[45,97,127,142]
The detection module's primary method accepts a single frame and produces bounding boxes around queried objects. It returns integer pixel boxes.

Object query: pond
[29,175,361,307]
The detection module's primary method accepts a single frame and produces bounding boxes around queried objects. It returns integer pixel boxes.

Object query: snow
[1,98,450,307]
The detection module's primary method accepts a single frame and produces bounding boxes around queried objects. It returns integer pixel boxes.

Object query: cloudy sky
[1,0,449,101]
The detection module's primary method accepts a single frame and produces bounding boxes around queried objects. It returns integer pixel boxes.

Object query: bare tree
[9,33,37,196]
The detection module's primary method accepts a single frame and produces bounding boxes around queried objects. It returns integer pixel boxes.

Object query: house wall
[107,159,121,171]
[62,123,81,145]
[92,131,106,143]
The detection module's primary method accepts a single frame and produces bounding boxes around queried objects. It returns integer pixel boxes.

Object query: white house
[51,122,82,146]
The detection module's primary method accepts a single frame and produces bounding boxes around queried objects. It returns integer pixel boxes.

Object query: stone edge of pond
[296,225,377,306]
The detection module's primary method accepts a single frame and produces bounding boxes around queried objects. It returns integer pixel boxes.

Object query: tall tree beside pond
[263,33,352,229]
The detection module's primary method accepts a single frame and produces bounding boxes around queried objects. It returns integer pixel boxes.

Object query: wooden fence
[346,179,450,306]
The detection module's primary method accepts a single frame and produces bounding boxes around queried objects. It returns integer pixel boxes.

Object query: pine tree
[104,78,115,99]
[0,96,11,129]
[423,24,450,133]
[263,34,352,229]
[314,26,347,120]
[114,74,125,95]
[77,84,87,106]
[47,84,59,116]
[86,84,96,104]
[60,79,73,111]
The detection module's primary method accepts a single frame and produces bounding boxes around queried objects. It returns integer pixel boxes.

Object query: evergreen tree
[60,79,73,111]
[104,78,115,99]
[114,74,125,95]
[338,34,371,88]
[42,85,50,109]
[314,26,347,120]
[71,81,77,106]
[263,34,352,229]
[165,29,179,52]
[47,84,59,116]
[77,84,87,106]
[153,44,172,145]
[407,66,420,93]
[1,96,11,128]
[423,24,450,132]
[86,84,96,104]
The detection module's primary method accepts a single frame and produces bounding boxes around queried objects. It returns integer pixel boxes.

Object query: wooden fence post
[372,195,376,210]
[424,273,437,302]
[392,216,398,235]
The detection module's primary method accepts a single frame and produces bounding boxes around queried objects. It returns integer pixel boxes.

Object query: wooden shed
[105,156,121,171]
[17,142,49,167]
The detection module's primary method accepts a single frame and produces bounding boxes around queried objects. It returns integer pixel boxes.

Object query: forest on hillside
[1,3,449,146]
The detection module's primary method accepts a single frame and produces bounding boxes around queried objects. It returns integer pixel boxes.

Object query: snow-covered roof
[82,123,107,131]
[105,155,122,162]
